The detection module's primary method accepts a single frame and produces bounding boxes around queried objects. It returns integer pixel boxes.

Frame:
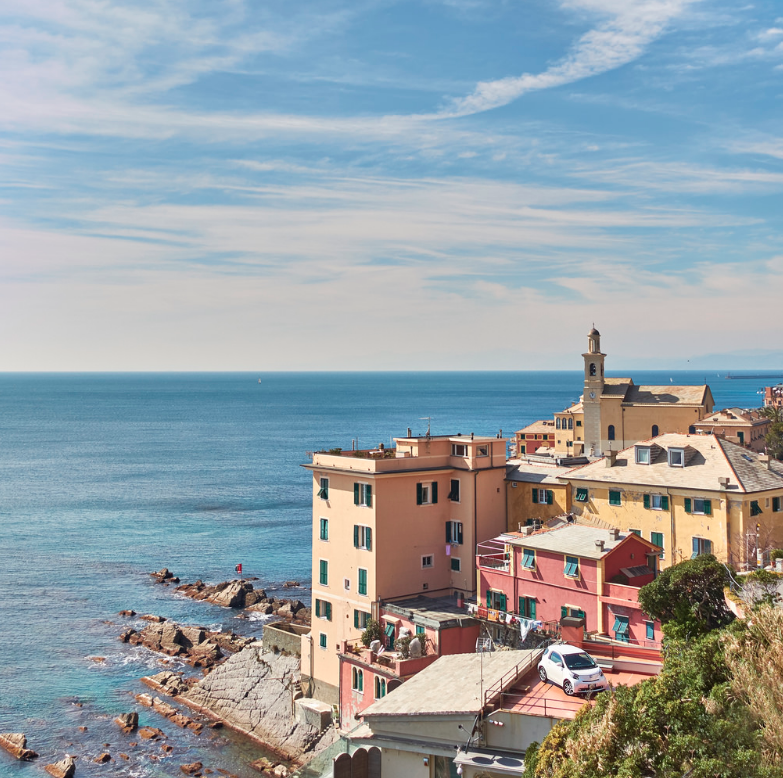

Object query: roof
[381,596,478,630]
[565,433,783,493]
[556,401,583,415]
[515,420,556,434]
[506,462,572,485]
[362,650,537,717]
[501,524,653,559]
[623,385,709,406]
[698,408,769,427]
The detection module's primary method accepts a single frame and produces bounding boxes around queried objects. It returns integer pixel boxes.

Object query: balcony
[477,538,511,573]
[602,581,642,602]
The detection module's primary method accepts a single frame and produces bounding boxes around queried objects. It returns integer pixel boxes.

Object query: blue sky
[1,0,782,370]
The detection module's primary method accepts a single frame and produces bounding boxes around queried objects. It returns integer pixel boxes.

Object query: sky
[1,0,782,371]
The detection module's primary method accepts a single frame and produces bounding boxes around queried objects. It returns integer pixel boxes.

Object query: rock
[88,656,105,663]
[119,753,129,760]
[246,603,274,615]
[152,697,179,718]
[250,757,274,773]
[282,581,300,588]
[138,727,165,740]
[161,743,174,753]
[114,712,138,733]
[136,693,154,707]
[118,610,136,617]
[140,614,167,623]
[93,753,111,763]
[273,766,289,778]
[181,762,204,775]
[119,629,137,643]
[151,568,180,584]
[0,733,38,760]
[44,755,76,778]
[208,721,223,729]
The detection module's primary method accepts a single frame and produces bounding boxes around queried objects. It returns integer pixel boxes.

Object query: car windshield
[564,652,597,670]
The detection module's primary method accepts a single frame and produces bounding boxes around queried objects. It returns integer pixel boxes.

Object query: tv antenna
[419,417,432,438]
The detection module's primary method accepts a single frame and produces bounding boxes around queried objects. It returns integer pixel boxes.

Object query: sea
[0,371,771,776]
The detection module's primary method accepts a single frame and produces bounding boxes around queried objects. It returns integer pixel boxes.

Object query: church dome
[588,326,600,337]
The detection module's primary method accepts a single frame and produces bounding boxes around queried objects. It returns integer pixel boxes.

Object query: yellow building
[302,433,508,705]
[506,461,572,531]
[565,433,783,569]
[695,408,771,452]
[554,328,714,457]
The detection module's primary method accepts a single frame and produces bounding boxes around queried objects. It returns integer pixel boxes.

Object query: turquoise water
[0,371,767,776]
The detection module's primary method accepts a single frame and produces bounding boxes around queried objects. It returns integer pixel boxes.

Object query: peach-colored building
[514,420,556,456]
[301,433,508,706]
[695,408,771,452]
[765,385,783,410]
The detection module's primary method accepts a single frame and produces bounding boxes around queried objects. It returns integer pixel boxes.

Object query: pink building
[477,523,662,646]
[338,596,480,725]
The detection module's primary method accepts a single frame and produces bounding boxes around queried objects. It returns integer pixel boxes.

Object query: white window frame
[536,488,547,504]
[668,448,684,467]
[357,482,372,506]
[318,477,329,500]
[451,443,468,457]
[651,494,663,510]
[447,520,463,545]
[421,555,434,569]
[356,525,372,549]
[476,444,489,457]
[420,484,431,505]
[636,447,651,465]
[319,517,329,541]
[693,498,707,515]
[318,632,327,650]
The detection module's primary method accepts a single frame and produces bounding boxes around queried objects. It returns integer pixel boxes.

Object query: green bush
[360,619,383,647]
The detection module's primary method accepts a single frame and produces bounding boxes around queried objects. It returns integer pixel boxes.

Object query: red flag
[235,563,242,575]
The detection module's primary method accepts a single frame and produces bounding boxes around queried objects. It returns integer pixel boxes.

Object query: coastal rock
[44,756,76,778]
[93,753,111,764]
[136,693,154,707]
[181,762,203,775]
[246,603,274,615]
[118,609,136,617]
[282,581,300,588]
[138,727,165,740]
[0,733,38,760]
[151,568,180,584]
[175,579,267,609]
[140,614,167,623]
[144,671,190,696]
[184,646,335,760]
[114,712,138,734]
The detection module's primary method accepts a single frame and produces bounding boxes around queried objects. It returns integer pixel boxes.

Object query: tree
[638,554,734,637]
[740,570,782,609]
[760,406,783,460]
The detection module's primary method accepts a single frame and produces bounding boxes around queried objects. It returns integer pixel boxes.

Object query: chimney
[407,427,412,437]
[595,539,605,552]
[605,451,617,468]
[718,476,729,491]
[760,454,772,471]
[609,528,620,541]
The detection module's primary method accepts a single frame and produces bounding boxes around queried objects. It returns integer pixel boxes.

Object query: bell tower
[582,326,605,457]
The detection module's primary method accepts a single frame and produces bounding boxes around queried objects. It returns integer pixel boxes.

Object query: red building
[477,523,662,646]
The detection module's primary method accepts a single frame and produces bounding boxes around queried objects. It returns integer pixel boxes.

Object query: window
[651,531,665,559]
[561,606,586,619]
[613,615,630,642]
[421,555,433,569]
[319,518,329,541]
[644,494,669,511]
[564,555,579,577]
[774,496,782,513]
[556,418,561,429]
[358,568,368,595]
[751,500,763,517]
[354,525,372,550]
[450,557,461,572]
[691,537,712,558]
[609,490,622,506]
[668,448,684,467]
[532,489,553,505]
[451,443,468,457]
[608,425,615,441]
[354,483,372,507]
[542,435,548,441]
[568,418,574,430]
[415,625,425,636]
[636,447,651,465]
[374,677,386,699]
[354,610,370,629]
[351,667,364,693]
[685,498,711,515]
[688,425,696,435]
[416,482,438,505]
[317,477,329,500]
[519,596,537,620]
[590,363,596,376]
[319,633,327,649]
[576,420,582,427]
[645,621,655,641]
[314,599,332,620]
[319,559,328,586]
[446,521,463,544]
[652,425,659,437]
[486,590,507,611]
[476,444,489,457]
[521,548,536,569]
[575,487,589,502]
[448,479,460,502]
[383,622,396,649]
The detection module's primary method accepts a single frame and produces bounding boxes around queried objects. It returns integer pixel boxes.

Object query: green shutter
[457,523,463,544]
[561,606,567,618]
[366,485,372,507]
[547,490,554,505]
[315,599,321,618]
[320,559,328,585]
[609,491,621,506]
[643,494,650,509]
[366,527,372,551]
[354,525,359,547]
[499,593,507,612]
[325,602,332,620]
[432,482,438,504]
[446,522,452,543]
[519,597,525,617]
[416,483,423,505]
[354,483,360,505]
[684,498,692,513]
[662,496,669,510]
[354,609,359,628]
[532,489,538,504]
[773,496,780,512]
[529,599,536,620]
[486,590,492,607]
[703,499,712,516]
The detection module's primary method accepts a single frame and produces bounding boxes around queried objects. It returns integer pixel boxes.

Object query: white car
[537,644,609,696]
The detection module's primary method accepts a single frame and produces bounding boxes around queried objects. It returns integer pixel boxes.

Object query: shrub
[360,619,383,647]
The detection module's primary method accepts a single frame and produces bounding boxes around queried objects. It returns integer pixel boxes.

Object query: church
[552,327,714,458]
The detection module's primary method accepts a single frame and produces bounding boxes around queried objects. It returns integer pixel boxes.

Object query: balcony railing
[478,555,510,572]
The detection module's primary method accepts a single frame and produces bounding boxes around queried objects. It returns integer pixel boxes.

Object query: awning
[383,616,401,624]
[454,749,525,776]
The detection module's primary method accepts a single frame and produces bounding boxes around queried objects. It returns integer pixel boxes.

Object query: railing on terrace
[496,692,589,719]
[602,581,642,601]
[482,649,543,707]
[583,635,662,657]
[478,555,510,572]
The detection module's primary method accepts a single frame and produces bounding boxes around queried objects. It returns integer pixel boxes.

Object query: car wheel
[563,680,574,696]
[538,666,548,683]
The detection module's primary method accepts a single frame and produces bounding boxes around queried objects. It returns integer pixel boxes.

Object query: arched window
[568,418,573,430]
[375,677,386,699]
[352,668,364,692]
[608,425,615,441]
[652,425,659,437]
[590,363,597,377]
[556,418,561,429]
[688,425,696,435]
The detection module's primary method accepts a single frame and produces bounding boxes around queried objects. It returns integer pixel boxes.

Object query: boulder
[114,712,138,734]
[140,614,167,623]
[208,581,250,608]
[118,610,136,617]
[119,628,138,643]
[151,568,180,584]
[181,762,204,775]
[44,756,76,778]
[282,581,300,588]
[93,753,111,764]
[136,693,154,707]
[152,698,179,718]
[0,733,38,760]
[138,727,165,740]
[246,603,274,615]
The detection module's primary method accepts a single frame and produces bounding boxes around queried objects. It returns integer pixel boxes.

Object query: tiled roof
[501,524,635,559]
[622,385,708,406]
[516,420,557,434]
[506,462,572,485]
[362,650,537,717]
[565,433,783,494]
[557,401,584,415]
[698,408,768,426]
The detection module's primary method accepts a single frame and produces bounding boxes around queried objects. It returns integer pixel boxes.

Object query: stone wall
[263,622,310,657]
